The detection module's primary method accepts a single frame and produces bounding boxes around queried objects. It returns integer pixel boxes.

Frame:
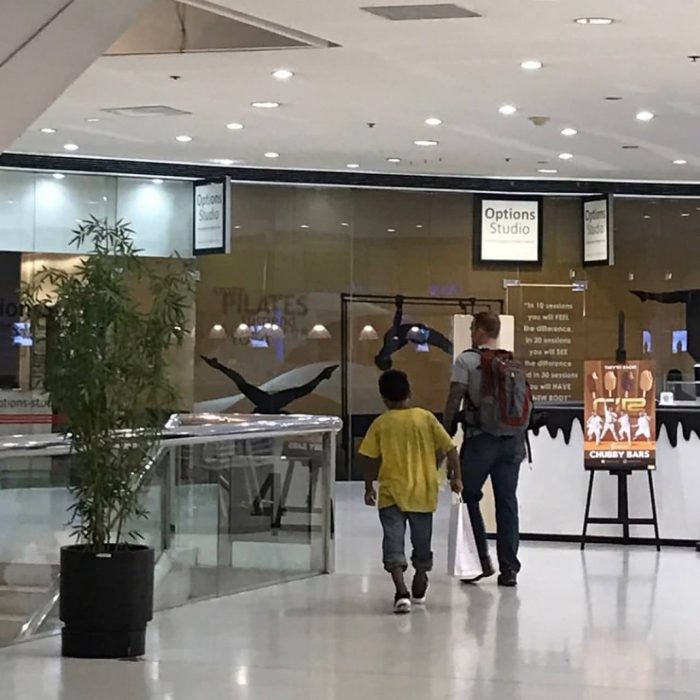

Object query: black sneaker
[461,556,496,584]
[412,572,429,604]
[497,570,518,587]
[393,592,412,615]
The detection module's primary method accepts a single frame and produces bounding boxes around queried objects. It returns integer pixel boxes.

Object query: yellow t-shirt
[359,407,455,513]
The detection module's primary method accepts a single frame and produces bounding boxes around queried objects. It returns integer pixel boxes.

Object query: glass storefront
[194,184,700,476]
[0,169,194,404]
[2,168,699,476]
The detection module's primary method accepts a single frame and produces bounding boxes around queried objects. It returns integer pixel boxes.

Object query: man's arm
[444,381,467,437]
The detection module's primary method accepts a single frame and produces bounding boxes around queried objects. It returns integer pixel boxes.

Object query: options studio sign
[583,195,613,265]
[475,197,542,264]
[193,178,230,255]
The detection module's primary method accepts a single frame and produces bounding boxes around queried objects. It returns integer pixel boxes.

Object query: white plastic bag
[447,494,482,578]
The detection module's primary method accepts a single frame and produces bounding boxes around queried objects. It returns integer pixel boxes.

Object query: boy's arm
[431,413,462,492]
[362,455,381,506]
[358,420,381,506]
[445,447,463,493]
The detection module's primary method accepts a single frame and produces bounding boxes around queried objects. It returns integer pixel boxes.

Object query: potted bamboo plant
[22,217,193,659]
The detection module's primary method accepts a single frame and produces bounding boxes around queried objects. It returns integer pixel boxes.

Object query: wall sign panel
[474,196,542,264]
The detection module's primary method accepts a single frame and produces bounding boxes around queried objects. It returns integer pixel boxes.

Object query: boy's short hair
[473,311,501,339]
[379,369,411,402]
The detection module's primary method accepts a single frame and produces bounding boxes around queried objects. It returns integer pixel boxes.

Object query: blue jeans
[378,506,433,572]
[461,433,524,574]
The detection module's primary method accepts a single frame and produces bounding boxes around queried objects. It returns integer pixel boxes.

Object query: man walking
[444,312,527,587]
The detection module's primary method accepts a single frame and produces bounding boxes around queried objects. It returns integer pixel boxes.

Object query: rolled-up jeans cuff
[411,554,433,572]
[384,558,408,572]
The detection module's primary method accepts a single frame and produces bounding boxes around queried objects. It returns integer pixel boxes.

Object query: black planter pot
[60,544,154,659]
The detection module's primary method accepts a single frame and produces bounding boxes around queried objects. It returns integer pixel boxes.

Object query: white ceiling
[10,0,700,182]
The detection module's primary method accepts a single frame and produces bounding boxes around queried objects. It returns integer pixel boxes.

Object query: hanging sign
[474,196,542,264]
[583,195,614,265]
[193,178,230,255]
[583,360,656,470]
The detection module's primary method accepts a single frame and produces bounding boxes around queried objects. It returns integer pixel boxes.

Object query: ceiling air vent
[361,4,481,20]
[100,105,192,118]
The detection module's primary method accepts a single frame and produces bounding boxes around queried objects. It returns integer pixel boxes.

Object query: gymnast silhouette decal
[374,296,453,371]
[631,289,700,361]
[201,356,338,414]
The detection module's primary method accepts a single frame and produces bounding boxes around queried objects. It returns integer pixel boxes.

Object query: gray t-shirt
[451,349,482,433]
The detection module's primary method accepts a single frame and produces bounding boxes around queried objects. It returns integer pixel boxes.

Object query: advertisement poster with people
[583,360,656,470]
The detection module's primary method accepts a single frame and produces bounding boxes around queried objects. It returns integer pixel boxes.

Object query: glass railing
[0,413,341,647]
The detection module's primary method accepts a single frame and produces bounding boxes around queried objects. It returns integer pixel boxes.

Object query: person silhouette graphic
[374,296,453,371]
[201,357,338,414]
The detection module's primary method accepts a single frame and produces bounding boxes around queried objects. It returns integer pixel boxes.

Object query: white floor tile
[1,482,700,699]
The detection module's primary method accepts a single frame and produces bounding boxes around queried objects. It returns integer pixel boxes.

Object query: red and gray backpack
[467,348,533,437]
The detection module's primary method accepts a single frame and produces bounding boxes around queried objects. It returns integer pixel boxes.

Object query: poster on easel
[583,360,656,470]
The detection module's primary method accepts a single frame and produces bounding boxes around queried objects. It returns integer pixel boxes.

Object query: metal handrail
[0,413,343,458]
[9,413,341,642]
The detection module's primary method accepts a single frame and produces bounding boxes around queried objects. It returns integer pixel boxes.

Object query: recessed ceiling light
[85,118,100,123]
[561,127,578,137]
[558,152,574,160]
[341,222,350,227]
[40,127,56,134]
[643,215,651,219]
[226,122,244,130]
[210,158,236,166]
[575,17,614,25]
[346,163,360,168]
[52,173,65,180]
[387,228,396,233]
[674,159,688,165]
[425,117,442,126]
[63,143,79,151]
[416,224,423,229]
[521,60,543,71]
[636,110,655,122]
[251,101,280,109]
[272,69,294,81]
[414,139,438,147]
[538,168,558,174]
[387,157,402,163]
[176,135,192,142]
[300,224,309,229]
[264,151,280,159]
[682,213,691,217]
[499,104,517,116]
[152,178,163,184]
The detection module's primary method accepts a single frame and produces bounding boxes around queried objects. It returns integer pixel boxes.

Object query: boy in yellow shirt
[360,370,462,614]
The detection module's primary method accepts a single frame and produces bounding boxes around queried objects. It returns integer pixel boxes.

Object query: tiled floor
[2,483,700,699]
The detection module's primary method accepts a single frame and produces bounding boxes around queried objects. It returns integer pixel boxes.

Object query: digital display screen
[12,322,32,347]
[672,330,687,354]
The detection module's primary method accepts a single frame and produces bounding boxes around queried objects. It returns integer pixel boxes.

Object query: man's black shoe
[497,570,518,587]
[461,556,495,584]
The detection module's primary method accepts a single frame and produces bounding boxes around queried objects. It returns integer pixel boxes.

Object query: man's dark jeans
[461,432,524,574]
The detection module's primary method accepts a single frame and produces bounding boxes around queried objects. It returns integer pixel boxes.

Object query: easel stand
[581,469,661,551]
